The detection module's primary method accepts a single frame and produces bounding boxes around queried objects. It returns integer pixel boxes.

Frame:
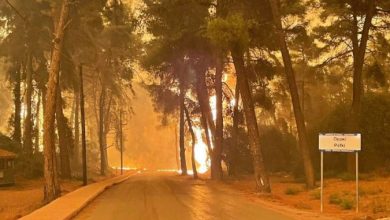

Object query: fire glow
[194,127,210,174]
[190,90,236,175]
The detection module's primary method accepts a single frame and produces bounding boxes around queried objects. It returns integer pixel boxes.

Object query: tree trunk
[179,73,188,175]
[103,94,113,170]
[184,105,198,179]
[196,70,216,138]
[347,0,375,172]
[232,49,271,193]
[43,0,71,203]
[23,53,33,155]
[56,86,72,179]
[211,57,223,180]
[268,0,315,189]
[13,62,22,147]
[98,87,107,176]
[34,92,41,153]
[228,74,241,176]
[175,123,180,170]
[73,89,80,168]
[195,66,214,155]
[201,114,213,155]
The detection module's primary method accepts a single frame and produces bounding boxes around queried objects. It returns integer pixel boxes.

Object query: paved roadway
[74,172,297,220]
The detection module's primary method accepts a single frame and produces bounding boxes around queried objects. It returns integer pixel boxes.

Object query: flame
[230,98,236,108]
[194,127,210,174]
[184,91,235,175]
[210,95,217,121]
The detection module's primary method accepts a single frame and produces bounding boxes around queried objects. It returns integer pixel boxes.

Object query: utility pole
[79,64,87,186]
[119,110,124,175]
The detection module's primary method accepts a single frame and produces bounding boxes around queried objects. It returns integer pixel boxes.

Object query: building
[0,149,16,186]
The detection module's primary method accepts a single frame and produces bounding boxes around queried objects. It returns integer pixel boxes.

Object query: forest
[0,0,389,217]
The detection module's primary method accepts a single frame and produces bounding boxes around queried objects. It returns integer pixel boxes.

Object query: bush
[340,198,354,210]
[224,125,299,175]
[329,193,354,210]
[260,127,300,174]
[224,126,253,175]
[285,187,302,195]
[0,133,19,152]
[309,93,390,174]
[338,172,355,181]
[329,193,342,205]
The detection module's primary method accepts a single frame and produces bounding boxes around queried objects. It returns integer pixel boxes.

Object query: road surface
[74,172,296,220]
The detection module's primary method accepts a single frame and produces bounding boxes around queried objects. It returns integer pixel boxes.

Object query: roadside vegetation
[0,0,389,219]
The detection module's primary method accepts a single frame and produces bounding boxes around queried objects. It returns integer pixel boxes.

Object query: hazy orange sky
[107,82,178,170]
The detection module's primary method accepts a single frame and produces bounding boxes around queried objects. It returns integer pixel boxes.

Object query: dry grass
[226,174,390,220]
[0,170,117,220]
[0,176,83,220]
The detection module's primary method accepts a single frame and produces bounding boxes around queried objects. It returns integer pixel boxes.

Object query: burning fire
[194,127,210,174]
[186,74,236,175]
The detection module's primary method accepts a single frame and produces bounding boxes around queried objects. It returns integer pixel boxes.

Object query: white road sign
[319,133,361,152]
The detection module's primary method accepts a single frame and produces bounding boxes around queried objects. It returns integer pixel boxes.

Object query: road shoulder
[19,173,133,220]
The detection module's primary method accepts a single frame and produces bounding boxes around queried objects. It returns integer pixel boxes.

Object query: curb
[19,173,133,220]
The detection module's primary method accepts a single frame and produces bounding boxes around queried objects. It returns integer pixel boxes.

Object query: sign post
[319,133,361,213]
[356,151,359,213]
[320,150,324,213]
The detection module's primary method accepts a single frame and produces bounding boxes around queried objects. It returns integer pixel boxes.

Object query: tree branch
[5,0,27,22]
[316,49,353,67]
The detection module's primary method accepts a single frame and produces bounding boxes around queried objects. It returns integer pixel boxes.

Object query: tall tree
[12,62,22,146]
[212,57,224,180]
[207,14,271,192]
[73,89,80,167]
[56,85,72,179]
[232,50,271,192]
[314,0,389,172]
[43,0,71,203]
[268,0,315,188]
[142,0,213,175]
[178,61,188,175]
[184,105,197,178]
[23,54,34,155]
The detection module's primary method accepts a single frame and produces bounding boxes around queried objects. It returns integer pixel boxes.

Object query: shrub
[310,189,321,200]
[285,187,301,195]
[329,193,355,210]
[329,193,342,205]
[338,172,355,181]
[309,93,390,173]
[340,198,354,210]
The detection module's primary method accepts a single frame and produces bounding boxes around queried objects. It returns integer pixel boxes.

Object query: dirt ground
[225,174,390,220]
[0,172,116,220]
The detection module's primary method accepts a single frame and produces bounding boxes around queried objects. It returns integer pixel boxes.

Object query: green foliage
[18,153,44,178]
[309,93,390,173]
[225,125,300,175]
[0,133,43,178]
[260,127,300,174]
[0,133,18,152]
[329,193,342,205]
[285,187,302,195]
[206,14,250,53]
[340,198,353,210]
[329,192,354,209]
[224,125,253,175]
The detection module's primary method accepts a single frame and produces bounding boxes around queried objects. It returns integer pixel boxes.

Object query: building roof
[0,149,17,158]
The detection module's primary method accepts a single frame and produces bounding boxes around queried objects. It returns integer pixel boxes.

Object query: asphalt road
[74,172,295,220]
